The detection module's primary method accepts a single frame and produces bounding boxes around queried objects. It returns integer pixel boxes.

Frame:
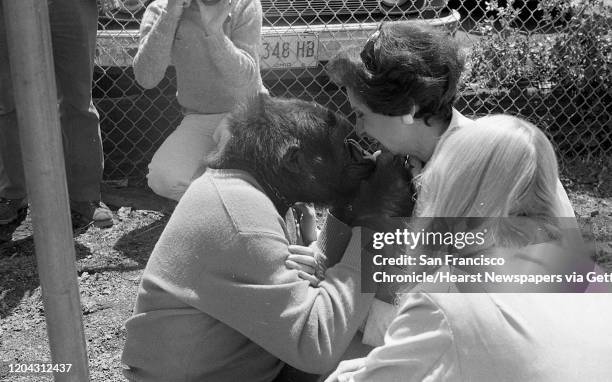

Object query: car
[96,0,460,70]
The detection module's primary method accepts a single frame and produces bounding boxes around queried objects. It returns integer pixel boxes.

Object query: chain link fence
[94,0,611,192]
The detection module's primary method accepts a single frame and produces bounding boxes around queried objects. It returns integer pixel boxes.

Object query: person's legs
[148,113,227,201]
[49,0,112,227]
[0,3,28,225]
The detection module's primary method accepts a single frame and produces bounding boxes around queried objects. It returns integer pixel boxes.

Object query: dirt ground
[0,175,610,382]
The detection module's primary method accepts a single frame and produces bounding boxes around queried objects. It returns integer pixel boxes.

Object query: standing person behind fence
[0,0,113,229]
[134,0,265,201]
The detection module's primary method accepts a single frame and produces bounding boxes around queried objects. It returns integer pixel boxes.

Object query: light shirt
[137,0,265,114]
[340,292,612,381]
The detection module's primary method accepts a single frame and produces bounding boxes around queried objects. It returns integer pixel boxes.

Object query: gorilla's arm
[315,153,416,269]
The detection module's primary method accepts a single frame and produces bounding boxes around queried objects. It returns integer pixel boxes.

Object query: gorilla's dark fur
[351,152,416,222]
[205,93,416,382]
[207,93,376,215]
[208,92,416,236]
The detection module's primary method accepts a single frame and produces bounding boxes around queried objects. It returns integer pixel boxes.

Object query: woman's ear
[401,105,418,125]
[401,114,414,125]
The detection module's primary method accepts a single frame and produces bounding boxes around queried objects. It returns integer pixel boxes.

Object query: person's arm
[199,0,262,87]
[326,293,455,382]
[132,0,185,89]
[194,228,376,374]
[317,152,415,268]
[360,299,398,347]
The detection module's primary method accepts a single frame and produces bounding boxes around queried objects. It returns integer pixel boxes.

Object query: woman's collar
[448,108,476,131]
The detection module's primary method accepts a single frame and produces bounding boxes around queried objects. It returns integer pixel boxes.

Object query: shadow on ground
[0,239,93,320]
[0,184,174,320]
[113,217,168,267]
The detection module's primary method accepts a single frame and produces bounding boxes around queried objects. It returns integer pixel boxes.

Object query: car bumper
[95,9,460,68]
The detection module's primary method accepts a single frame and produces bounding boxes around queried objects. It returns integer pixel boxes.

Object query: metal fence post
[3,0,90,380]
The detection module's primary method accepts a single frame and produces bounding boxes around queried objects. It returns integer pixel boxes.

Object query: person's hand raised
[167,0,192,18]
[196,0,232,36]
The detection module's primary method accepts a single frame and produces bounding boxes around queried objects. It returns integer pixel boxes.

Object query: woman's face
[347,88,428,158]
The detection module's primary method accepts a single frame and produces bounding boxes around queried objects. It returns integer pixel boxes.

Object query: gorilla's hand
[336,150,377,199]
[329,139,377,224]
[351,152,416,227]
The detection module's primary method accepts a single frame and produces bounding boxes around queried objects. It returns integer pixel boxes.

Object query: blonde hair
[415,115,561,247]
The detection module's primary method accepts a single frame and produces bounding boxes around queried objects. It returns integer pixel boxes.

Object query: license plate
[260,34,319,69]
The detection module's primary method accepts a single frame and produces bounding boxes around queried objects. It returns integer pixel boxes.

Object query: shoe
[70,200,114,228]
[0,197,28,225]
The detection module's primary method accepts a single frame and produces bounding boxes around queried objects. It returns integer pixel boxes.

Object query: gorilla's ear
[283,146,308,174]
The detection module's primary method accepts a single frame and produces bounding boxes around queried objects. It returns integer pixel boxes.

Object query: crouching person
[121,94,378,382]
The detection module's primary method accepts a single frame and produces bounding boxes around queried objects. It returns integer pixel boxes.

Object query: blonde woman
[325,115,612,382]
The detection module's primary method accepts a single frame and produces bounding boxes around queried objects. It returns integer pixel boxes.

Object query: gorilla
[206,93,376,215]
[122,93,412,382]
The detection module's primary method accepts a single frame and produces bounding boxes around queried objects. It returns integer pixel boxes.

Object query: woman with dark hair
[304,20,576,268]
[285,19,579,366]
[326,21,467,162]
[323,21,573,215]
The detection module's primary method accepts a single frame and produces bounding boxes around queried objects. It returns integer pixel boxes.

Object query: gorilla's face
[209,94,376,207]
[291,110,375,205]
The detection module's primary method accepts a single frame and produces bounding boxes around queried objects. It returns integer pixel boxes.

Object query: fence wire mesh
[95,0,611,192]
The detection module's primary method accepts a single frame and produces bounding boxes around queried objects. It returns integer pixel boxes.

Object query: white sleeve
[555,178,576,218]
[349,293,456,382]
[361,299,399,347]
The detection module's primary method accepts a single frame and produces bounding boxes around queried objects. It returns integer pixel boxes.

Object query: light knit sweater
[134,0,265,114]
[122,169,376,382]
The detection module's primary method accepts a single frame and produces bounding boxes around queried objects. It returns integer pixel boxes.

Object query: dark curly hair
[326,21,465,125]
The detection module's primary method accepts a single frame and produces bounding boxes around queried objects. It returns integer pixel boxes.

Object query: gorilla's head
[207,93,375,213]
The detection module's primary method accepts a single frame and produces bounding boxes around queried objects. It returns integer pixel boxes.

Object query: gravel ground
[0,177,610,382]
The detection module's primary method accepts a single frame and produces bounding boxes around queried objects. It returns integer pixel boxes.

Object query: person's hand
[286,253,319,287]
[196,0,232,36]
[97,0,121,13]
[323,357,367,382]
[167,0,192,18]
[293,202,318,246]
[286,245,327,286]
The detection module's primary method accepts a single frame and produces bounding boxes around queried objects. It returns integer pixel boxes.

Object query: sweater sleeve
[554,178,582,231]
[554,178,575,218]
[343,293,457,382]
[192,227,376,374]
[203,0,262,87]
[133,0,180,89]
[315,211,354,267]
[361,299,398,347]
